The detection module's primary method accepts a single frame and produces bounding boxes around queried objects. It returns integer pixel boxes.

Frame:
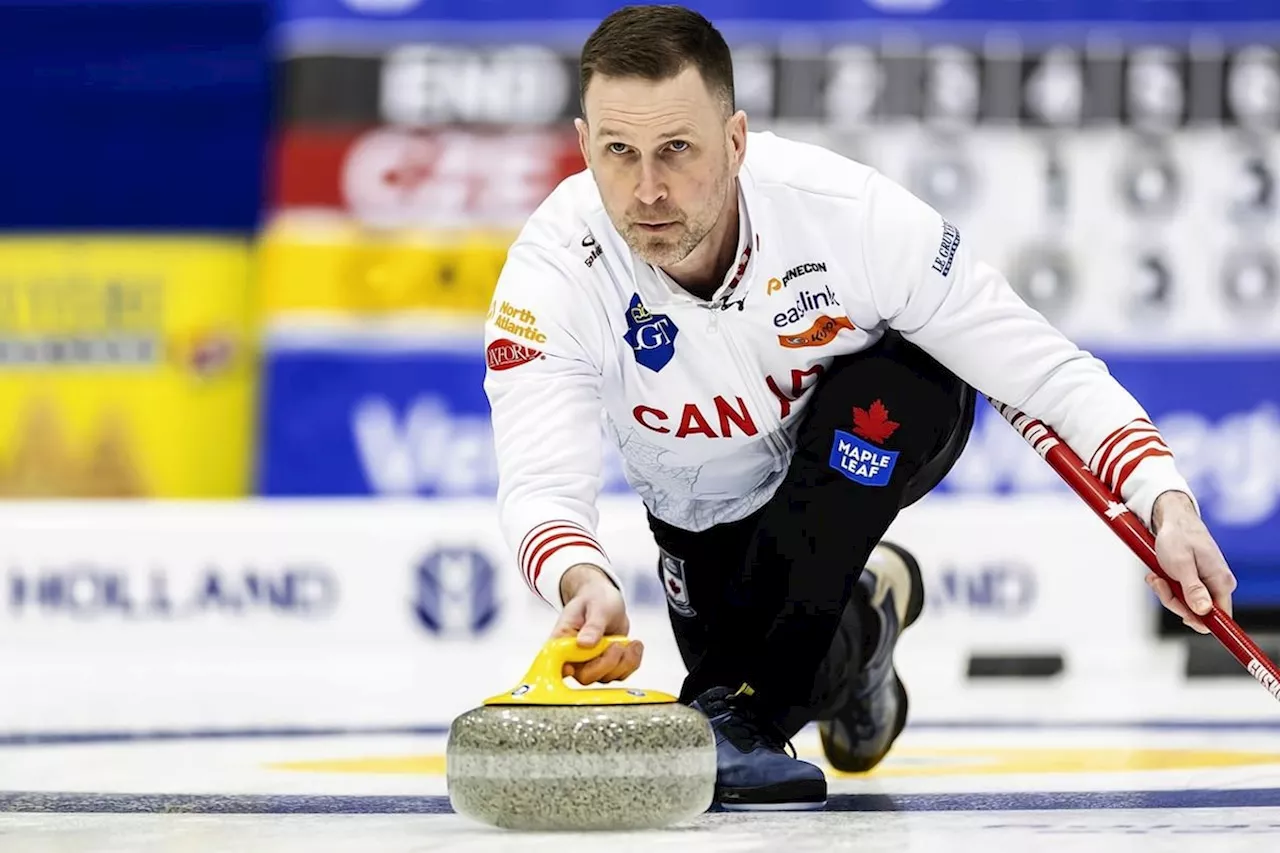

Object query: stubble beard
[624,220,702,267]
[620,163,731,269]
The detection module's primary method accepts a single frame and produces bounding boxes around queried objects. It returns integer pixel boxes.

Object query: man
[483,5,1236,810]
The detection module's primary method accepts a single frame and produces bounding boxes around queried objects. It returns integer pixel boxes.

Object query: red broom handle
[989,398,1280,704]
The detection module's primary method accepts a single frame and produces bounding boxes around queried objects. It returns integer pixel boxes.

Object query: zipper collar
[711,161,764,312]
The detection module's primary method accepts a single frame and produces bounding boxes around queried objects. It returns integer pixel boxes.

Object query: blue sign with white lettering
[829,430,899,487]
[258,339,632,497]
[938,351,1280,606]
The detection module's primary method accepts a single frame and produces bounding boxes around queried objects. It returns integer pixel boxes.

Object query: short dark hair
[579,5,735,117]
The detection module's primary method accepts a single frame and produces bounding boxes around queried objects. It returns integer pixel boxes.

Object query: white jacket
[483,131,1193,609]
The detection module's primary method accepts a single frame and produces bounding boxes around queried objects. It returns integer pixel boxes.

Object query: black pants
[648,332,975,730]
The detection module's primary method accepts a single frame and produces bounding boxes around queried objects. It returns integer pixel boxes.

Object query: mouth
[635,222,675,233]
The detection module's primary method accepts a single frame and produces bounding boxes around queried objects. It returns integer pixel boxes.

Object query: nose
[634,160,667,207]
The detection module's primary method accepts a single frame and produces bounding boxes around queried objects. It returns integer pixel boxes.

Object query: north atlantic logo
[623,293,678,372]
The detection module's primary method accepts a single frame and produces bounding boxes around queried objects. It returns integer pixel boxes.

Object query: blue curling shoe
[690,683,826,810]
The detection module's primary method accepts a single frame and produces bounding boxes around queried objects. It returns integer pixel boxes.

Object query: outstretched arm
[483,242,642,679]
[859,172,1234,630]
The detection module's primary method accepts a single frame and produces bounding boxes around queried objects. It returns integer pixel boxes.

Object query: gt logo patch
[623,293,679,372]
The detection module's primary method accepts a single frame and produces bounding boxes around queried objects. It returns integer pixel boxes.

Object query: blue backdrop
[0,0,270,231]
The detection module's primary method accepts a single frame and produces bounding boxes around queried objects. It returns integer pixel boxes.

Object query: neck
[659,182,740,300]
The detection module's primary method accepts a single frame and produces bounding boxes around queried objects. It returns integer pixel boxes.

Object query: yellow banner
[258,222,510,316]
[0,238,255,497]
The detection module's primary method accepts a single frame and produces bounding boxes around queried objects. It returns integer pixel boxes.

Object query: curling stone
[447,635,716,831]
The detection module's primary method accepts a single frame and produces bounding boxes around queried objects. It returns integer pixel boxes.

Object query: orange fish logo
[777,315,855,348]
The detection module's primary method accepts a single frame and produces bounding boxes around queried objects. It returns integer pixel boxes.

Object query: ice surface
[2,678,1280,852]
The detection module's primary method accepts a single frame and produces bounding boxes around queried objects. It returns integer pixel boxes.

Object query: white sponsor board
[0,496,1154,732]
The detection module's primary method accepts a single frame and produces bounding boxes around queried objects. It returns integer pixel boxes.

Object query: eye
[667,140,690,153]
[607,142,630,155]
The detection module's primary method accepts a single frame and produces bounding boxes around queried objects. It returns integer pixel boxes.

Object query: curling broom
[989,398,1280,703]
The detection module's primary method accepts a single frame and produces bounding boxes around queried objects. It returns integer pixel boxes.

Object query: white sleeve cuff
[1086,418,1198,528]
[1124,458,1200,531]
[518,520,623,610]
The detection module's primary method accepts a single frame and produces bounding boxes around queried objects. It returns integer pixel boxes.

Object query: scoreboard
[282,40,1280,130]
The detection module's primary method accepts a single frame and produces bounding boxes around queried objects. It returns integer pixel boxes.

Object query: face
[577,65,746,268]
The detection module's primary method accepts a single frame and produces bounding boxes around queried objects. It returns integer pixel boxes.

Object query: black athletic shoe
[818,541,925,773]
[690,684,827,810]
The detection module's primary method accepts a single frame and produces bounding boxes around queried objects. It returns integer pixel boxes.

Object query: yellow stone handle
[529,635,631,674]
[481,635,677,706]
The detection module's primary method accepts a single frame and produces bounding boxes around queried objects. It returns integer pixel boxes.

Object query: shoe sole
[719,799,827,812]
[867,540,923,754]
[819,541,923,774]
[716,778,827,811]
[875,540,925,630]
[883,542,923,760]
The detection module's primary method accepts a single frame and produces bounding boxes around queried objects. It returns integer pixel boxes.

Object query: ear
[727,110,747,172]
[575,118,591,168]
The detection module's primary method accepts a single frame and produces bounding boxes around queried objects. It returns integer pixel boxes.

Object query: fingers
[551,580,635,685]
[550,597,586,639]
[1196,543,1237,619]
[599,640,644,683]
[571,642,626,684]
[1205,570,1237,619]
[1156,531,1213,628]
[576,604,609,648]
[565,641,645,685]
[1151,511,1237,635]
[1163,551,1212,617]
[1147,573,1208,634]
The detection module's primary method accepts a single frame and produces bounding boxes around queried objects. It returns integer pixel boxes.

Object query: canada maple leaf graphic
[852,400,900,444]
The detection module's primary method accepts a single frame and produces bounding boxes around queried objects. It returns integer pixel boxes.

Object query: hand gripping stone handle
[989,397,1280,704]
[482,636,678,706]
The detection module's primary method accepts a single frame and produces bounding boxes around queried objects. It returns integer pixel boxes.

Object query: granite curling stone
[447,636,716,831]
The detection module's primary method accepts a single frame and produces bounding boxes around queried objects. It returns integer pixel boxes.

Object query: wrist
[1152,490,1196,532]
[559,563,614,604]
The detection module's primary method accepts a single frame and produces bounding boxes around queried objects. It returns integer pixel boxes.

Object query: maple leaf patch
[852,400,900,444]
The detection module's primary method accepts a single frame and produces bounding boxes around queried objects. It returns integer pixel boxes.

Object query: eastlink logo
[773,284,840,327]
[767,261,827,295]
